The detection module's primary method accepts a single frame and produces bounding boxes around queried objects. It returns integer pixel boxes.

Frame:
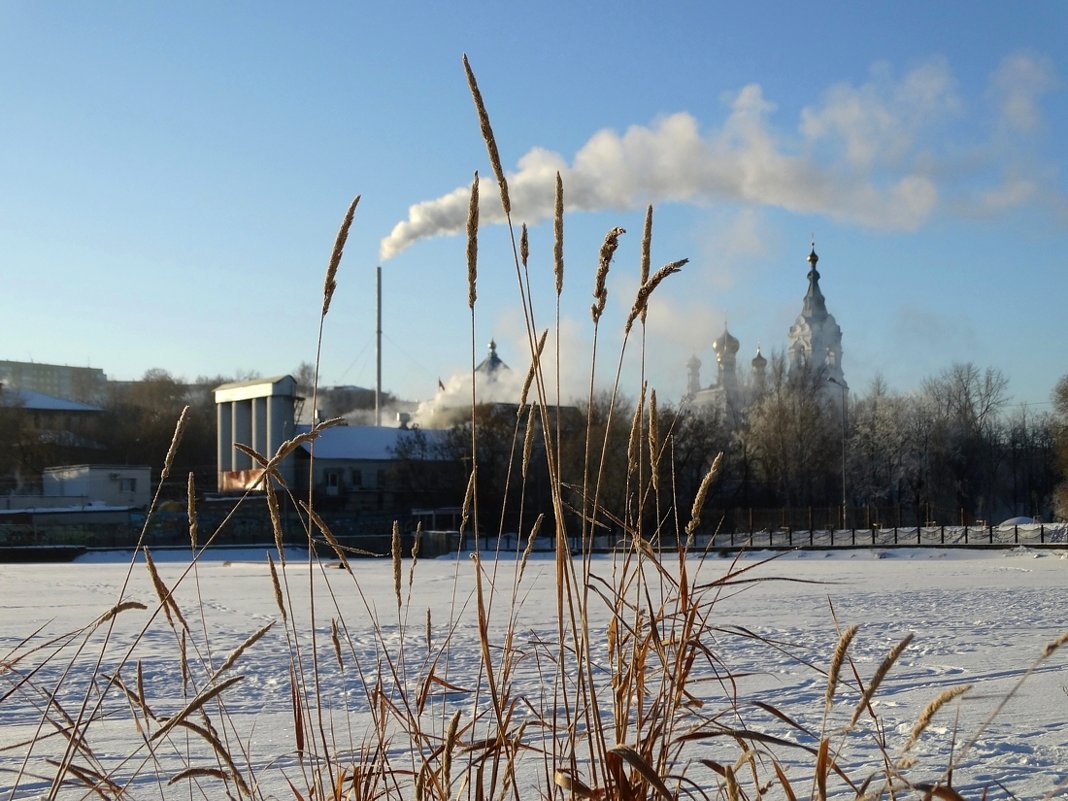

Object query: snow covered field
[2,545,1066,799]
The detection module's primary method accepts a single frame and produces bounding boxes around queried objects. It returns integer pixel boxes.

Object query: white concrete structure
[213,376,300,492]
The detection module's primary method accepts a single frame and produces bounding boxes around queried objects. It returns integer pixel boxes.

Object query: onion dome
[711,327,740,358]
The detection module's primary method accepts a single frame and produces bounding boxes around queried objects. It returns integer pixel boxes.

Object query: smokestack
[375,265,382,427]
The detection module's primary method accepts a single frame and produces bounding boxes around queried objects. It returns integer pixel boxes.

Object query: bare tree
[743,354,837,508]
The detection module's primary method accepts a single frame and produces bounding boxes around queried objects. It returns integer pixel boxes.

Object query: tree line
[398,362,1068,536]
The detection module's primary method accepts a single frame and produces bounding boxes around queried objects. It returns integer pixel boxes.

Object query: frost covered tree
[1052,375,1068,521]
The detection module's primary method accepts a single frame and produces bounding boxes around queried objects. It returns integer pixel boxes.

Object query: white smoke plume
[378,61,985,262]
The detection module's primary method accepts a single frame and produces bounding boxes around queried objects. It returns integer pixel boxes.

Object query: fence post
[989,526,993,545]
[1041,525,1045,544]
[894,527,898,545]
[1014,524,1019,544]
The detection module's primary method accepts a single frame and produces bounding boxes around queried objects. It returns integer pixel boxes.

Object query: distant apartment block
[0,360,107,404]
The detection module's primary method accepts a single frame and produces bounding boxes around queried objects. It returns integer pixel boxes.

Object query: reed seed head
[849,633,914,728]
[522,402,536,478]
[519,329,548,412]
[904,684,971,752]
[460,467,476,534]
[331,618,343,670]
[323,196,360,318]
[625,259,686,335]
[463,54,511,215]
[591,226,625,323]
[186,472,197,550]
[520,223,528,268]
[266,481,284,563]
[1043,630,1068,658]
[554,172,564,296]
[467,171,479,309]
[267,552,286,621]
[685,452,723,536]
[825,623,859,712]
[519,513,543,582]
[640,204,653,324]
[161,406,190,483]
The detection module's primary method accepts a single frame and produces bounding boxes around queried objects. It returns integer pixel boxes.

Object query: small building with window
[41,464,151,509]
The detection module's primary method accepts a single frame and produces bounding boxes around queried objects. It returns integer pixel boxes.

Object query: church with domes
[683,246,848,421]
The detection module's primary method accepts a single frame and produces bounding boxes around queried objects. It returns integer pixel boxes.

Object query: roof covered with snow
[1,388,103,412]
[297,425,448,461]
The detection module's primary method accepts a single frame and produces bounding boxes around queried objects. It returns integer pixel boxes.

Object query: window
[119,478,137,493]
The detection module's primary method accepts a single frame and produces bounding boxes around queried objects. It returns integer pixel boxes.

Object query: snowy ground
[1,545,1067,799]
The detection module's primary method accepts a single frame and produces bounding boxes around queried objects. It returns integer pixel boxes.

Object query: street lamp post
[829,377,847,530]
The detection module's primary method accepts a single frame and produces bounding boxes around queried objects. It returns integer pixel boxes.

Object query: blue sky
[1,2,1065,412]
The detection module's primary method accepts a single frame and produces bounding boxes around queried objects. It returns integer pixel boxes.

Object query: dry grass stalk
[267,552,287,622]
[462,54,510,215]
[209,621,274,683]
[648,389,659,491]
[724,764,741,801]
[825,624,859,712]
[625,259,686,335]
[518,328,548,412]
[626,384,646,478]
[467,171,479,309]
[173,718,252,797]
[849,633,914,727]
[392,521,403,608]
[554,172,564,296]
[904,684,972,752]
[151,675,245,742]
[322,195,360,317]
[160,405,190,483]
[301,501,350,571]
[49,760,122,796]
[685,452,723,536]
[186,472,197,550]
[103,667,156,724]
[609,744,674,800]
[591,227,626,323]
